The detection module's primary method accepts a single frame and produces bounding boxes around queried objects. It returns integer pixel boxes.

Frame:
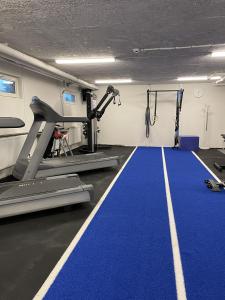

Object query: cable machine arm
[88,85,120,121]
[89,85,115,119]
[81,85,121,153]
[95,89,120,121]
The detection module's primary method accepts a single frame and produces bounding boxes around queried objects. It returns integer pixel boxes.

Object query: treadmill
[13,97,120,180]
[0,117,93,219]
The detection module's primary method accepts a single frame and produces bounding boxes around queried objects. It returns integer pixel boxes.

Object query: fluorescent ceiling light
[211,51,225,57]
[210,76,222,80]
[55,57,115,64]
[177,76,208,81]
[95,79,132,84]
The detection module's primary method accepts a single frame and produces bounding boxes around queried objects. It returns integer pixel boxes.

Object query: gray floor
[196,148,225,181]
[218,149,225,155]
[0,145,134,300]
[1,146,222,300]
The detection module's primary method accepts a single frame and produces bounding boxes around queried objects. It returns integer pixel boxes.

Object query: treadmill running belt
[0,175,87,201]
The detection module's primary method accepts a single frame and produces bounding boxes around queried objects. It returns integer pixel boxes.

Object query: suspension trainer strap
[118,95,122,106]
[150,91,157,126]
[174,88,184,147]
[145,90,150,138]
[145,89,158,138]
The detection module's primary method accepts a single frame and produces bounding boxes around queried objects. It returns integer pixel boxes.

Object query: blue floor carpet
[44,147,177,300]
[165,148,225,300]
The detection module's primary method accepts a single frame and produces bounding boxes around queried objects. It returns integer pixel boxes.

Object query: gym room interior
[0,1,225,299]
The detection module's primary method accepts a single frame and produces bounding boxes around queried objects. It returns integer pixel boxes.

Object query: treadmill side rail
[0,176,93,219]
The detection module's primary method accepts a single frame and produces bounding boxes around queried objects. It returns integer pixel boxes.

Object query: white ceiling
[1,0,225,84]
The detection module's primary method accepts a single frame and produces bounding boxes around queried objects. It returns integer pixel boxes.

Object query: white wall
[0,61,85,173]
[1,61,225,176]
[60,83,86,146]
[95,83,225,148]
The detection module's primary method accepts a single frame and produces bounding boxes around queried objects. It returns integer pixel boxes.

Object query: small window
[63,91,76,104]
[0,74,19,97]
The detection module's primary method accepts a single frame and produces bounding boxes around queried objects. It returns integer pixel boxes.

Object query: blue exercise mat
[44,147,177,300]
[165,148,225,300]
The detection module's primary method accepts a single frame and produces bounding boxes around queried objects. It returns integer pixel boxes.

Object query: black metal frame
[81,85,120,153]
[145,88,184,147]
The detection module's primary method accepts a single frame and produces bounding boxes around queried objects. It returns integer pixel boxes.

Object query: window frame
[0,73,20,98]
[63,90,76,105]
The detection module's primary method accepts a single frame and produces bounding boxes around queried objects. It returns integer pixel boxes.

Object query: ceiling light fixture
[210,76,222,80]
[177,76,208,81]
[95,79,132,84]
[211,51,225,57]
[55,57,116,64]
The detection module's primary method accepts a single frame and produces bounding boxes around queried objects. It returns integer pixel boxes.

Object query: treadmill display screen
[63,92,76,104]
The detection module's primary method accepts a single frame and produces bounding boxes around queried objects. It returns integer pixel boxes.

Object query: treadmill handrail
[0,117,25,128]
[31,97,89,123]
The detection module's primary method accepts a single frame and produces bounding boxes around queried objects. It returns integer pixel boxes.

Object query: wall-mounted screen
[63,92,76,104]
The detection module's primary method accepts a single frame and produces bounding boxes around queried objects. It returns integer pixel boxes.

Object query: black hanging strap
[174,88,184,147]
[145,90,158,138]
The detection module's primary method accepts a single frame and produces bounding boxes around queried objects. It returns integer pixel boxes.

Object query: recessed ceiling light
[177,76,208,81]
[211,51,225,57]
[95,79,132,84]
[210,76,222,80]
[55,57,116,64]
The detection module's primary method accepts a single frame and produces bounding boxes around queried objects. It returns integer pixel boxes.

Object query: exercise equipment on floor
[80,85,121,153]
[12,97,119,180]
[145,88,184,147]
[204,179,225,192]
[0,118,92,219]
[178,135,199,151]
